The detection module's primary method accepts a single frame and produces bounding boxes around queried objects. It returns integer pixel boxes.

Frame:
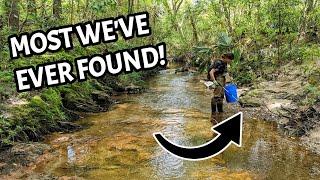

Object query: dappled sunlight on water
[33,70,320,179]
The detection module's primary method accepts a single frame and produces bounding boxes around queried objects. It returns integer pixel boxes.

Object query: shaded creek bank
[1,69,320,179]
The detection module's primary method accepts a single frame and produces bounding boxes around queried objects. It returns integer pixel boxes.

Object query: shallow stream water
[34,69,320,179]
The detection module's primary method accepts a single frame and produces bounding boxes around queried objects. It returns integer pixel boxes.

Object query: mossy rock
[239,96,262,107]
[91,91,114,107]
[308,70,320,86]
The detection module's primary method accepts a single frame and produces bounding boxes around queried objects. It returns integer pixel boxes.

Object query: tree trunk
[190,16,198,44]
[150,5,157,44]
[256,1,261,34]
[77,0,80,19]
[163,0,183,33]
[84,0,89,20]
[0,15,3,31]
[6,0,19,31]
[299,0,315,40]
[53,0,62,19]
[220,0,232,34]
[128,0,134,14]
[277,0,282,65]
[70,0,74,23]
[28,0,37,17]
[0,14,4,52]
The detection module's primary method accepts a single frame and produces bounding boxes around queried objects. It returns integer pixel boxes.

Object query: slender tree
[163,0,184,31]
[299,0,317,40]
[186,4,199,44]
[84,0,89,19]
[70,0,74,23]
[128,0,134,14]
[220,0,232,34]
[7,0,19,31]
[53,0,62,19]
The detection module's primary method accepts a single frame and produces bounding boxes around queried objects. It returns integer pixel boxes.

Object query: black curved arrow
[153,112,243,161]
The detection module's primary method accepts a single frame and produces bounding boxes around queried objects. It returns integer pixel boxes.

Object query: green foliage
[119,72,145,86]
[216,32,232,53]
[57,82,94,104]
[302,84,320,105]
[191,46,213,72]
[0,71,13,82]
[0,88,66,146]
[0,71,15,100]
[229,56,256,85]
[0,0,319,146]
[36,89,65,119]
[90,0,117,12]
[0,116,14,145]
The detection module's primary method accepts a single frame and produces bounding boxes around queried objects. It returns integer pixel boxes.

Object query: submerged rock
[239,80,304,109]
[63,91,113,113]
[57,121,82,132]
[282,101,320,137]
[91,91,114,107]
[124,85,145,94]
[0,143,50,175]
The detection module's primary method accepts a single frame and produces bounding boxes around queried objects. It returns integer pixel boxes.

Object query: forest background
[0,0,319,147]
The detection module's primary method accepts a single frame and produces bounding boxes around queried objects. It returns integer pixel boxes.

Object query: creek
[31,69,320,179]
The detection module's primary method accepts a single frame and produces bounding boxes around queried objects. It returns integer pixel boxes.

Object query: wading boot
[211,97,218,114]
[217,103,223,113]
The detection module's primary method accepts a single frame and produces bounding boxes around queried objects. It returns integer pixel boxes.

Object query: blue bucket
[224,83,238,103]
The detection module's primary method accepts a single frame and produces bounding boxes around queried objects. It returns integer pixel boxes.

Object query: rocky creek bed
[0,69,319,179]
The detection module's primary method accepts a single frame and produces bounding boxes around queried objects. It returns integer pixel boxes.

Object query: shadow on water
[34,69,320,179]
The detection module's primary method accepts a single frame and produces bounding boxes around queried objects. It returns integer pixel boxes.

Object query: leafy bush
[301,84,320,105]
[119,72,145,86]
[0,116,15,146]
[216,32,232,53]
[31,89,66,123]
[191,46,213,72]
[0,88,67,146]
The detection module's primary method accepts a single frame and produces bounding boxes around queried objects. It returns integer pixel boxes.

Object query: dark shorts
[213,75,226,99]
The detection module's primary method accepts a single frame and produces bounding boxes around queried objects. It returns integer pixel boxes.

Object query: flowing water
[33,70,320,179]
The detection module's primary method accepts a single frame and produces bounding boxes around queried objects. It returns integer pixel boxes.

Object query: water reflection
[248,139,271,174]
[145,71,190,178]
[67,145,76,163]
[151,113,186,178]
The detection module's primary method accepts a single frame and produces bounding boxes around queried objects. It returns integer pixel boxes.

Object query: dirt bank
[239,78,320,154]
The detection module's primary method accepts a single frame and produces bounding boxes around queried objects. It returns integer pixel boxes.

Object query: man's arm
[209,68,216,81]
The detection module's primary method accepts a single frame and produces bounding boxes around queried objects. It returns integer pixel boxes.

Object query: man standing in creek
[207,53,235,122]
